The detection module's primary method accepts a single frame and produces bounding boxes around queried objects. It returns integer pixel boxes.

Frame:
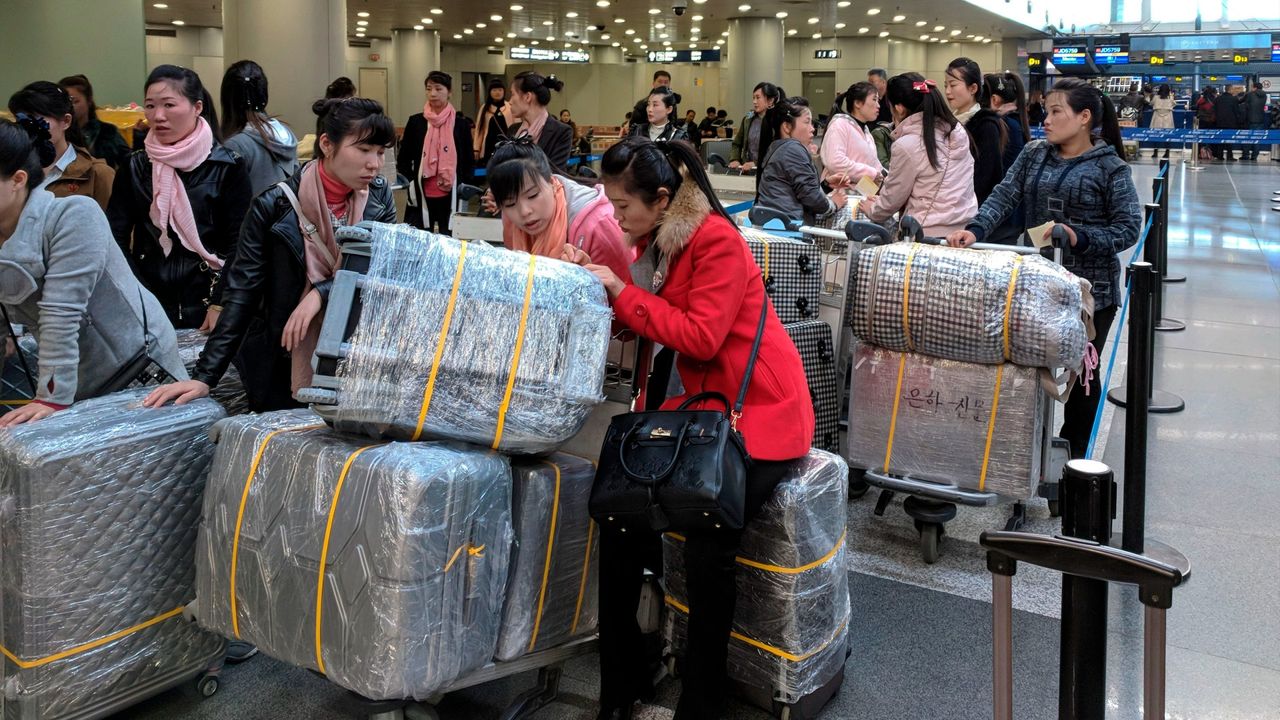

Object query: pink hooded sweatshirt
[862,112,978,237]
[561,176,635,280]
[820,114,883,184]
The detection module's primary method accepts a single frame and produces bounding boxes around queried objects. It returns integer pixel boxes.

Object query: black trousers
[1060,304,1118,459]
[597,459,792,719]
[406,195,454,236]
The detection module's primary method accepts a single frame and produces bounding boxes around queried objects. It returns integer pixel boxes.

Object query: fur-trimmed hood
[652,175,712,257]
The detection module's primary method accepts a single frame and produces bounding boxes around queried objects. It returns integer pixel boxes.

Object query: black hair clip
[14,112,51,140]
[496,133,537,149]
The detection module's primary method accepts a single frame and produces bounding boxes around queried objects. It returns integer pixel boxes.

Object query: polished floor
[113,154,1280,720]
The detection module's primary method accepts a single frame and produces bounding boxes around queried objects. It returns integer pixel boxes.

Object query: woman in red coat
[574,136,814,720]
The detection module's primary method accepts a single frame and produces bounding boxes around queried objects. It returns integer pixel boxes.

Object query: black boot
[596,704,635,720]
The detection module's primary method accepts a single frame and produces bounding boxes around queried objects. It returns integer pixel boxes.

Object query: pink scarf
[144,117,219,268]
[420,102,457,191]
[520,108,549,142]
[290,159,367,392]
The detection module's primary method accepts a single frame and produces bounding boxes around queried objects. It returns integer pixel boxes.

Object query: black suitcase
[784,320,840,453]
[741,229,822,325]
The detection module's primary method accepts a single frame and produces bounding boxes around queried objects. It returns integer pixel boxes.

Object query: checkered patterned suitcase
[801,197,873,253]
[741,229,822,325]
[784,320,840,453]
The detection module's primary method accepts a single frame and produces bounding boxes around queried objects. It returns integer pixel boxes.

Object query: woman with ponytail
[820,81,884,186]
[220,60,299,196]
[945,57,1008,204]
[860,73,977,236]
[106,65,252,331]
[7,81,114,209]
[507,71,573,173]
[982,71,1031,244]
[0,118,184,426]
[756,96,849,224]
[145,98,396,413]
[947,76,1140,459]
[574,137,813,720]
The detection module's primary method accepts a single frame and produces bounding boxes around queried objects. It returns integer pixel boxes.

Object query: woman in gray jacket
[0,118,183,426]
[755,96,848,224]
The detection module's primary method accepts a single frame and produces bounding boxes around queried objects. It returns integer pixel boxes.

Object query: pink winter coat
[861,112,978,237]
[562,176,634,281]
[820,114,883,184]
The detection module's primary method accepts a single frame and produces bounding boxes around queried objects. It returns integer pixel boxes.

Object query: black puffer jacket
[106,145,252,328]
[965,108,1008,205]
[190,167,396,411]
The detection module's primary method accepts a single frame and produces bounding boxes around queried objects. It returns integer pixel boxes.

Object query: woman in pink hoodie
[487,138,632,279]
[820,81,884,186]
[861,73,977,237]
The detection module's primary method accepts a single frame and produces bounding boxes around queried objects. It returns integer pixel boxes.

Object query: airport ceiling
[144,0,1047,53]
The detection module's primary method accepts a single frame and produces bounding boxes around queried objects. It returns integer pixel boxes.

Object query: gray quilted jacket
[967,139,1141,310]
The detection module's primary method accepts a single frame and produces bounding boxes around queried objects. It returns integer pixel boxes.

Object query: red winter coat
[610,184,815,462]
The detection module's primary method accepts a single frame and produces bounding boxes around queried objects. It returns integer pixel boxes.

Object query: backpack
[1196,97,1215,125]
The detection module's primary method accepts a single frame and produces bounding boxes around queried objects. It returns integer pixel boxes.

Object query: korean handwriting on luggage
[901,387,988,422]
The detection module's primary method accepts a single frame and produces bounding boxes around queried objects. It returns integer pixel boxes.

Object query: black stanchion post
[1150,179,1187,333]
[1122,263,1154,554]
[1057,458,1117,719]
[1109,210,1186,414]
[1157,160,1186,283]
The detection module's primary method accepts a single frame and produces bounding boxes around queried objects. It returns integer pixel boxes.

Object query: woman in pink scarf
[395,71,474,235]
[105,65,252,330]
[145,98,397,413]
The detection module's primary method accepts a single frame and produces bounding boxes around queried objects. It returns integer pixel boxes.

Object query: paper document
[1027,221,1056,249]
[855,176,880,198]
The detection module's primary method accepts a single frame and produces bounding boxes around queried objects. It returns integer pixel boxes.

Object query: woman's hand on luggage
[0,402,58,427]
[282,290,323,352]
[142,380,211,408]
[728,160,741,170]
[946,230,977,248]
[561,245,592,266]
[741,161,756,173]
[830,188,848,209]
[481,190,498,215]
[1050,224,1077,247]
[585,264,625,298]
[199,307,221,334]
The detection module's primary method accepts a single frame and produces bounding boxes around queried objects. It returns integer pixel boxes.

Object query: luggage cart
[850,216,1074,563]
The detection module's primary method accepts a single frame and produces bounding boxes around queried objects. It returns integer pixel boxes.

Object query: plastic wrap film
[663,449,851,703]
[850,242,1090,370]
[495,453,599,662]
[308,221,611,454]
[174,329,249,416]
[0,335,38,415]
[846,342,1046,499]
[0,389,227,719]
[194,411,514,701]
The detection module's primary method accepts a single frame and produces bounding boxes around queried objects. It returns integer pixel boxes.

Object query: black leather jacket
[191,168,396,412]
[106,145,252,328]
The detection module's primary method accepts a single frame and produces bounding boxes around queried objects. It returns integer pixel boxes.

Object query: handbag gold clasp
[730,410,742,431]
[650,427,672,438]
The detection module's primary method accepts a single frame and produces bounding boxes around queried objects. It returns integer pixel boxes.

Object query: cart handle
[748,205,803,232]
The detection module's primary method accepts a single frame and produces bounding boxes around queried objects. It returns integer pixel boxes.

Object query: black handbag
[589,298,770,533]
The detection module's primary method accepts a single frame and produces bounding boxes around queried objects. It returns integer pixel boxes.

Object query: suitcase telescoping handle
[982,461,1190,720]
[901,215,1069,264]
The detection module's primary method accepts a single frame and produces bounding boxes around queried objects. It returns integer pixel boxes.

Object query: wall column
[223,0,346,131]
[726,17,784,116]
[391,29,442,124]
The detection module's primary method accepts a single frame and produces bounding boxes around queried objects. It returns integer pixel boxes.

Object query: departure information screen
[1052,45,1087,66]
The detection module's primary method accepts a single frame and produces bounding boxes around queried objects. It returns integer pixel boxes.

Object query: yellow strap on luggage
[1002,256,1024,362]
[412,243,469,441]
[761,236,771,282]
[977,364,1006,492]
[664,531,846,575]
[664,596,849,664]
[443,543,487,572]
[492,254,538,449]
[1,606,185,670]
[230,424,326,638]
[571,520,596,635]
[0,400,31,406]
[900,243,920,352]
[314,444,379,675]
[880,353,909,473]
[528,461,562,652]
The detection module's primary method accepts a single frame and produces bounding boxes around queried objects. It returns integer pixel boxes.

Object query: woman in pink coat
[487,138,632,279]
[861,73,978,237]
[820,81,884,186]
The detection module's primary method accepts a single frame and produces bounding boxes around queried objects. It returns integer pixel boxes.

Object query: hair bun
[545,76,565,93]
[14,113,56,167]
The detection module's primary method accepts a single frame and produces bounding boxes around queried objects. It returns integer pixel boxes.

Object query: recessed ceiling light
[867,8,881,15]
[787,28,797,35]
[722,30,729,36]
[983,38,992,43]
[543,20,553,25]
[496,37,505,42]
[566,11,578,18]
[716,39,724,45]
[878,30,889,37]
[655,22,665,28]
[491,14,503,21]
[649,8,661,14]
[807,17,819,24]
[476,23,487,28]
[171,19,184,25]
[931,37,940,42]
[510,4,523,10]
[915,20,927,26]
[738,4,751,11]
[837,1,851,6]
[453,33,463,38]
[602,33,611,39]
[564,30,574,36]
[893,14,906,21]
[413,24,424,30]
[663,40,672,46]
[615,17,626,23]
[689,42,697,47]
[430,8,443,15]
[857,26,869,33]
[950,29,961,35]
[507,31,516,37]
[612,41,621,46]
[659,32,669,38]
[835,22,846,29]
[546,35,555,40]
[625,28,635,34]
[356,20,368,26]
[919,34,929,40]
[934,25,945,31]
[531,39,539,44]
[153,2,168,7]
[811,33,821,39]
[775,11,788,18]
[522,26,532,31]
[357,11,369,17]
[597,0,611,6]
[693,15,703,21]
[691,27,700,33]
[463,28,473,34]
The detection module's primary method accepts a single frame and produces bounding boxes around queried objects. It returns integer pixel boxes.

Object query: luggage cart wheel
[1047,499,1062,518]
[848,468,870,501]
[903,496,956,564]
[918,523,942,564]
[196,673,219,699]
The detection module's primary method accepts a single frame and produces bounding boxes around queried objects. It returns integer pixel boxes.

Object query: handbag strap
[731,294,771,429]
[0,304,37,396]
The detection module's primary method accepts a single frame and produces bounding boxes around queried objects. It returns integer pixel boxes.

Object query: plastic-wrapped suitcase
[846,341,1047,499]
[0,334,38,415]
[0,389,227,720]
[298,221,611,454]
[174,329,249,416]
[740,228,822,325]
[783,320,840,453]
[194,411,514,701]
[495,453,599,662]
[663,449,850,719]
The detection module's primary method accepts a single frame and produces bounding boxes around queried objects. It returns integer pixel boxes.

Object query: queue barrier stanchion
[1109,213,1186,415]
[1156,160,1186,284]
[1149,176,1186,332]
